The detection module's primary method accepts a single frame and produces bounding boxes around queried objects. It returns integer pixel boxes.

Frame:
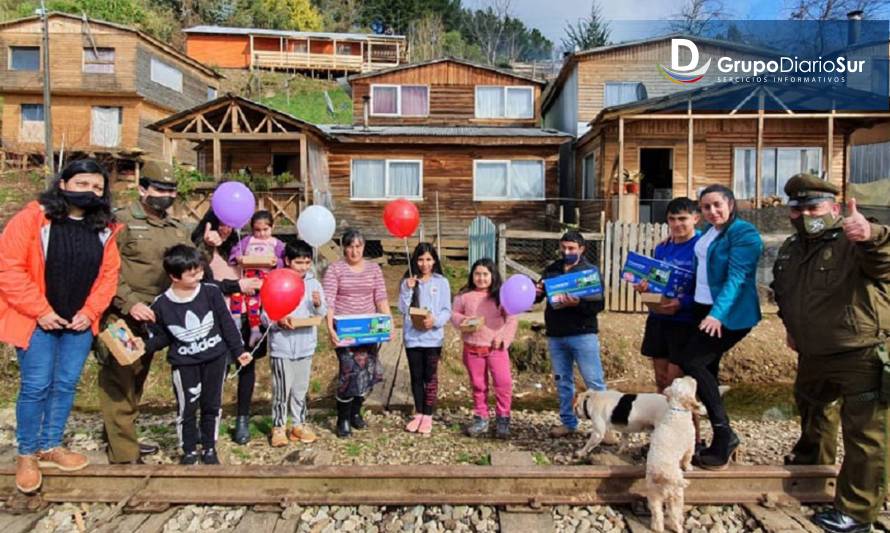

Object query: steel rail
[0,464,838,507]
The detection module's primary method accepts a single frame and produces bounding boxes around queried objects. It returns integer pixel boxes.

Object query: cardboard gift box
[241,254,277,268]
[98,319,144,366]
[408,307,431,329]
[542,268,603,306]
[620,251,694,299]
[459,316,485,333]
[283,315,323,328]
[334,314,392,346]
[640,292,664,304]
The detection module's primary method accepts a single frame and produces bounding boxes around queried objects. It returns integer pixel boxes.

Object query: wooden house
[319,58,572,239]
[0,12,222,166]
[573,83,890,227]
[184,26,407,75]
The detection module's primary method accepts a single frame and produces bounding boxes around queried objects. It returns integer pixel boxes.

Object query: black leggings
[406,347,441,415]
[236,318,267,417]
[676,304,749,429]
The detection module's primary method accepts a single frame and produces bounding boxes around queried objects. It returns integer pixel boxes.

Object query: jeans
[16,328,94,455]
[548,333,605,430]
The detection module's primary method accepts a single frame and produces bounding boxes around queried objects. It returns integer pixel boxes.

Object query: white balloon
[297,205,336,247]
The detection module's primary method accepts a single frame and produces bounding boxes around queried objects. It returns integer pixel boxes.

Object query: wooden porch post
[826,109,834,183]
[300,134,309,206]
[687,99,693,197]
[368,42,373,70]
[307,38,311,68]
[162,129,173,165]
[755,92,764,209]
[212,137,222,180]
[249,34,255,71]
[618,116,625,221]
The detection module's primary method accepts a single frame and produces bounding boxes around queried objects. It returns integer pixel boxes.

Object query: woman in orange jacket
[0,159,122,494]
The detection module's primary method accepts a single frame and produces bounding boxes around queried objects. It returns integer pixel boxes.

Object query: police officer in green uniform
[97,160,191,464]
[772,173,890,533]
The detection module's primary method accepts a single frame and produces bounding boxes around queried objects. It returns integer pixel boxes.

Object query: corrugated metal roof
[317,125,571,137]
[183,25,405,42]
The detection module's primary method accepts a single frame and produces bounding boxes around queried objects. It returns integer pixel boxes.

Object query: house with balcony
[0,12,222,168]
[183,26,408,75]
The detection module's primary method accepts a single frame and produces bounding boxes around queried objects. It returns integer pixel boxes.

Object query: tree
[670,0,727,36]
[462,0,512,64]
[442,29,485,61]
[252,0,323,31]
[314,0,362,32]
[786,0,890,19]
[409,12,445,62]
[561,0,609,53]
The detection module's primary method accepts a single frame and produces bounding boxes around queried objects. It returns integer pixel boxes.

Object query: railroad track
[0,463,852,532]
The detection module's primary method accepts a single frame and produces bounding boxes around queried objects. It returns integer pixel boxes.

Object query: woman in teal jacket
[678,184,763,470]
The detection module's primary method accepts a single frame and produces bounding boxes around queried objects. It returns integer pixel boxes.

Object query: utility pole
[39,0,54,181]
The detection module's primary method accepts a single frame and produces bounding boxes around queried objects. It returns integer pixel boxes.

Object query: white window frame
[472,159,545,201]
[336,42,353,56]
[474,85,535,119]
[150,57,183,93]
[582,152,597,199]
[9,46,40,71]
[369,84,429,117]
[603,81,647,107]
[732,146,824,200]
[82,47,115,74]
[350,158,424,201]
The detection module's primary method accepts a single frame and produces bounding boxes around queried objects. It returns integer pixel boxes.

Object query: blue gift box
[621,252,694,298]
[542,268,603,305]
[334,314,392,346]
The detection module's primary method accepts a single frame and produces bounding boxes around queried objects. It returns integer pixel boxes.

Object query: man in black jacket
[535,231,606,438]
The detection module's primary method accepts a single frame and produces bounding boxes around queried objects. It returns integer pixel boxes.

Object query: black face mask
[144,195,175,213]
[62,190,106,210]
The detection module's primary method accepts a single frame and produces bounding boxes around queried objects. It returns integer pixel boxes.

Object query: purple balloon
[211,181,255,229]
[499,274,536,315]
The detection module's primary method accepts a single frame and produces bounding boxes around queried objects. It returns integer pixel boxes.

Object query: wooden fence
[497,221,669,313]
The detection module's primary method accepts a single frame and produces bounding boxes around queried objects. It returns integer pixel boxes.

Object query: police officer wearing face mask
[96,160,192,464]
[772,173,890,533]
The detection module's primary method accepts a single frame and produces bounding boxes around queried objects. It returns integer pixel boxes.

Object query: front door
[639,148,673,223]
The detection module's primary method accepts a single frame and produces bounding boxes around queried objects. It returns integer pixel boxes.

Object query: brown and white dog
[642,376,698,533]
[572,389,671,456]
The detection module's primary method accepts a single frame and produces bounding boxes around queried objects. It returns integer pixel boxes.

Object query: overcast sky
[499,0,786,49]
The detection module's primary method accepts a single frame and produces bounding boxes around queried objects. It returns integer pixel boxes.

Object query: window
[473,160,545,200]
[292,41,308,53]
[20,104,44,142]
[150,57,183,93]
[582,153,597,199]
[10,46,39,71]
[90,106,122,147]
[83,47,115,73]
[475,86,534,119]
[207,86,218,101]
[336,43,353,55]
[351,159,422,200]
[370,84,428,117]
[733,147,822,200]
[604,82,647,107]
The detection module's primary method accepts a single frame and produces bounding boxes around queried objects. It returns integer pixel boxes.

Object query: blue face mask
[564,253,580,266]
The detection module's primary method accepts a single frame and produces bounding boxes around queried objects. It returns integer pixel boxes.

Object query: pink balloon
[499,274,536,315]
[211,181,255,229]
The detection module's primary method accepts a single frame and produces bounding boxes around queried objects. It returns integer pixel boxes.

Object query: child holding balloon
[451,258,518,439]
[398,243,452,436]
[265,241,326,447]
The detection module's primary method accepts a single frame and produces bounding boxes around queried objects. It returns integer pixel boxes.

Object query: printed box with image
[334,314,392,346]
[621,251,694,299]
[542,268,603,306]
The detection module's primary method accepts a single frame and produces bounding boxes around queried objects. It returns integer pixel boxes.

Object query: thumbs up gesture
[203,222,223,247]
[843,198,871,242]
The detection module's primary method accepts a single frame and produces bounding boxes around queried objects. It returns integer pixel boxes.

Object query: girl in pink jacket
[451,258,517,439]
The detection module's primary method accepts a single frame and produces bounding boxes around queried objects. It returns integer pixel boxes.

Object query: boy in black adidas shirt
[145,245,251,465]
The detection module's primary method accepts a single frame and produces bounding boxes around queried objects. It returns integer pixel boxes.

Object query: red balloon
[383,199,420,238]
[260,269,305,321]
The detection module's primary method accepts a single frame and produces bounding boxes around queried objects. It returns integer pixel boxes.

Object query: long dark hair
[699,184,737,225]
[459,258,501,307]
[39,158,114,231]
[403,242,444,307]
[191,209,239,259]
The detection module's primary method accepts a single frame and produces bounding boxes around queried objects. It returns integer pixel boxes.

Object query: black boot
[350,396,367,430]
[336,399,352,438]
[695,425,739,470]
[233,415,251,444]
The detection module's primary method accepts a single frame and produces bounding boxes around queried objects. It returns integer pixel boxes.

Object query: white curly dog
[642,376,698,533]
